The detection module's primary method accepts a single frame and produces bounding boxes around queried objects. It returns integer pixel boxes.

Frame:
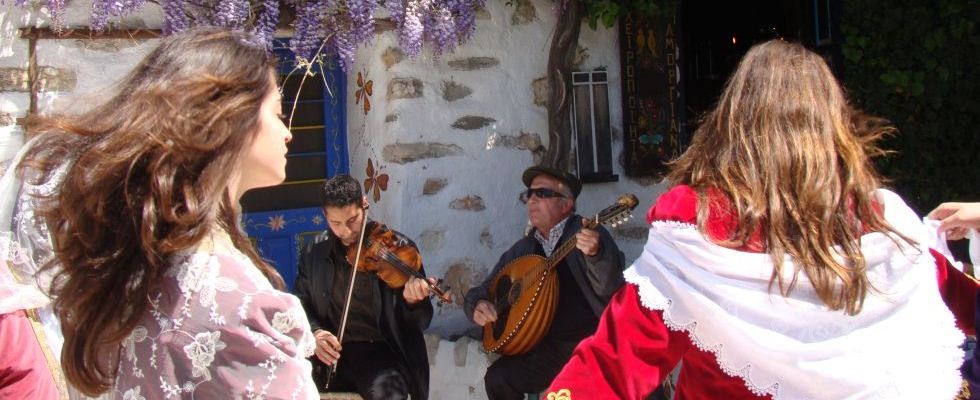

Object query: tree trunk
[543,0,583,169]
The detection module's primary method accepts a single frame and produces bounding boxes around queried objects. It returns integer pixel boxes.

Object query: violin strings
[377,247,425,279]
[375,247,444,295]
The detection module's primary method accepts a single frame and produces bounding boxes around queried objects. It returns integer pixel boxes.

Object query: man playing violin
[464,165,626,400]
[294,174,435,400]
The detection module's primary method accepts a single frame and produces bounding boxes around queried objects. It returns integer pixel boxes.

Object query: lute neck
[545,217,599,269]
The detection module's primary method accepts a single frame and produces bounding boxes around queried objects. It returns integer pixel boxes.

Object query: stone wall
[0,1,162,169]
[346,0,666,339]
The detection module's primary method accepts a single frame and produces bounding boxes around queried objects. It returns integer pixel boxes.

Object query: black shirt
[327,240,385,343]
[539,245,600,340]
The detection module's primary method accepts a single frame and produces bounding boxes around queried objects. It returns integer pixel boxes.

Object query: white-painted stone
[0,2,670,398]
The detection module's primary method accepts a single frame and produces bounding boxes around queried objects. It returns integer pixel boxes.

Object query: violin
[323,206,450,392]
[345,222,452,304]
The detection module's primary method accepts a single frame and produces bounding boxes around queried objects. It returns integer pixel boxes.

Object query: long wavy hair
[22,28,283,395]
[667,40,899,316]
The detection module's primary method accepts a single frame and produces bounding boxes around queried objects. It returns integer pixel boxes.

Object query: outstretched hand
[928,202,980,241]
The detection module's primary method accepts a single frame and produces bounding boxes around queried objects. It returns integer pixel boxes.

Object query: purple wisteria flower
[12,0,487,71]
[290,0,327,60]
[47,0,66,31]
[90,0,148,31]
[347,0,377,43]
[398,0,428,57]
[91,0,112,31]
[212,0,249,29]
[424,4,457,57]
[161,0,190,34]
[449,0,483,43]
[332,17,357,70]
[252,0,280,48]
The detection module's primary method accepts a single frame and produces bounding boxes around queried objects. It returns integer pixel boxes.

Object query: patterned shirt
[113,242,318,399]
[534,217,571,257]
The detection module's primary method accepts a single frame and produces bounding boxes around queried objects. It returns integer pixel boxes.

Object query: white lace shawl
[624,189,965,400]
[0,135,63,327]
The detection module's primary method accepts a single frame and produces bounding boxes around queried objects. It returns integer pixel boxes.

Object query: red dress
[0,310,60,399]
[546,185,977,400]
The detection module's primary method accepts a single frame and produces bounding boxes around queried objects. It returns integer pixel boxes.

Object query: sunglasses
[519,187,567,203]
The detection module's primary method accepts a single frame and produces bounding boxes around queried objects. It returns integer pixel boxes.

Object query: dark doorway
[679,0,840,135]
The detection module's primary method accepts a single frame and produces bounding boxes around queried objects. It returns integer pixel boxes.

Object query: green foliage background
[841,0,979,212]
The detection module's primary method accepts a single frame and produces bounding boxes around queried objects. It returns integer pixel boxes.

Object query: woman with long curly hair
[546,40,977,399]
[8,27,318,398]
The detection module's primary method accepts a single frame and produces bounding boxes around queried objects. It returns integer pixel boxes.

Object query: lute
[483,193,639,355]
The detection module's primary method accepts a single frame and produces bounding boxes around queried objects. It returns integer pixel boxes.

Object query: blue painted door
[241,40,348,291]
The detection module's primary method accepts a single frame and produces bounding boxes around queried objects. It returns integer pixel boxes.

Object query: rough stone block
[479,228,494,249]
[0,112,14,127]
[382,46,404,70]
[614,225,649,241]
[489,131,541,151]
[424,333,441,366]
[0,66,77,92]
[454,336,471,367]
[511,0,538,25]
[74,39,140,52]
[441,80,473,102]
[476,6,491,20]
[374,18,397,34]
[448,57,500,71]
[451,116,495,130]
[387,77,423,100]
[418,229,445,252]
[443,260,484,306]
[532,76,548,107]
[450,195,486,211]
[382,142,463,164]
[423,178,448,195]
[573,45,590,68]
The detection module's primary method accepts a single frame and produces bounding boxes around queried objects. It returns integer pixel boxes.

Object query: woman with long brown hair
[546,40,977,399]
[9,27,318,398]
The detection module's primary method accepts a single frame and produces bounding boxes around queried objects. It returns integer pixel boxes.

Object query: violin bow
[323,203,371,391]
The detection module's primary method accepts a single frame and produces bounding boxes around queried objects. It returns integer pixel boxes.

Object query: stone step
[319,393,363,400]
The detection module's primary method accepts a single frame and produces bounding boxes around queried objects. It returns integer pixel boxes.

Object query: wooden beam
[18,27,162,40]
[27,34,37,116]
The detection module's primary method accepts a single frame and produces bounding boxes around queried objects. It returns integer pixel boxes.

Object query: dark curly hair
[322,174,362,208]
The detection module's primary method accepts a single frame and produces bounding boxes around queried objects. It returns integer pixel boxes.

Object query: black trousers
[315,341,410,400]
[484,337,581,400]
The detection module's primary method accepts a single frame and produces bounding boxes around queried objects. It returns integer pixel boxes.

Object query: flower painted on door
[364,158,389,203]
[268,215,286,231]
[355,71,373,115]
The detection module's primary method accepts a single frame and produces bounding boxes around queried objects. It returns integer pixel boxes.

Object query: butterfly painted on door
[364,158,389,202]
[355,71,373,115]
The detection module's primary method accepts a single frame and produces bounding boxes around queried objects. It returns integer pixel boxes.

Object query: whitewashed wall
[0,1,671,397]
[345,0,667,342]
[0,0,162,167]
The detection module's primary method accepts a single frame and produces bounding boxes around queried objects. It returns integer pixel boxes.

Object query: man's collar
[533,216,572,257]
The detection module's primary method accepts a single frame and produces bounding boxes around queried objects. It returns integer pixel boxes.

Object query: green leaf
[602,11,618,28]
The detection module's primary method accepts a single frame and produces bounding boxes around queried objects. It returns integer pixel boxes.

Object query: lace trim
[625,268,779,398]
[625,219,966,400]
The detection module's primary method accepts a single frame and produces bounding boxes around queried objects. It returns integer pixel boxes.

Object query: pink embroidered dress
[111,236,318,400]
